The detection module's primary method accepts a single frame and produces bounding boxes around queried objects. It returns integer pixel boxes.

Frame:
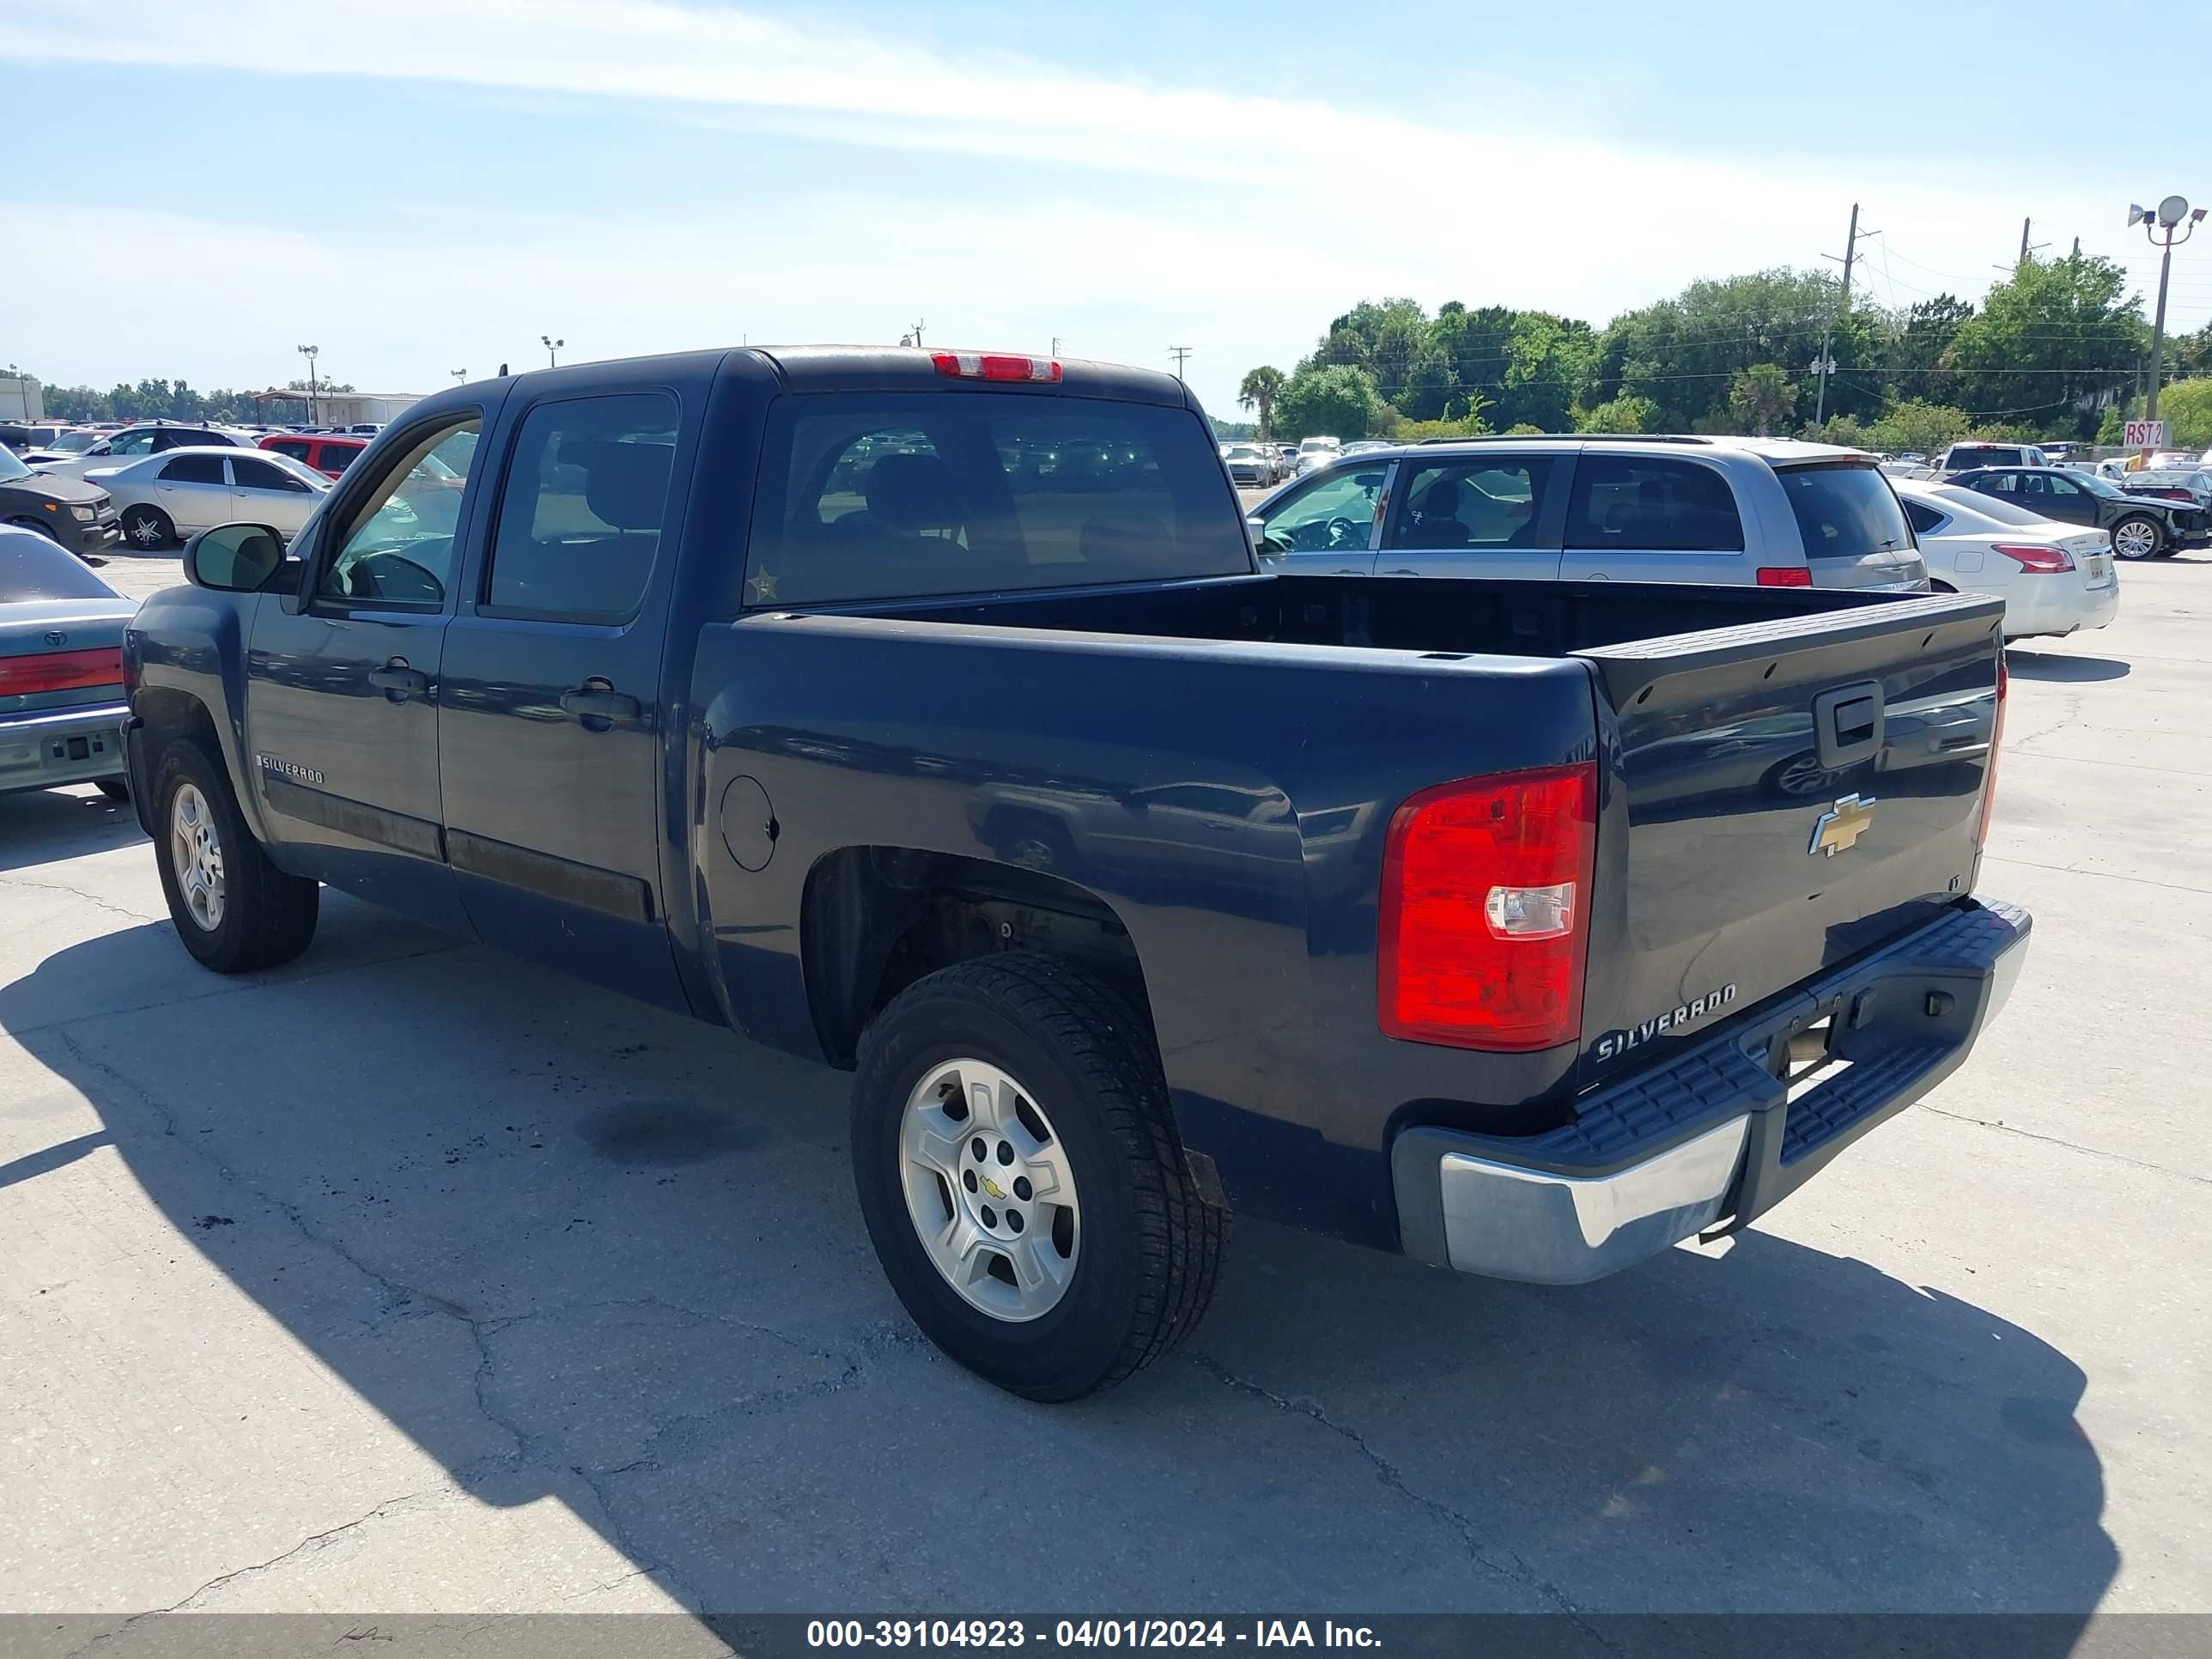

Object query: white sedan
[85,447,331,550]
[1893,479,2117,641]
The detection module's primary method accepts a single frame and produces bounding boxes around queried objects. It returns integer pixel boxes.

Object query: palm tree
[1238,366,1287,440]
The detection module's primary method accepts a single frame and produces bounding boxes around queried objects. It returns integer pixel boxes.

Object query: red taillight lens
[931,352,1062,383]
[1990,543,2075,574]
[1976,657,2007,850]
[1378,763,1597,1052]
[0,647,123,696]
[1756,566,1813,587]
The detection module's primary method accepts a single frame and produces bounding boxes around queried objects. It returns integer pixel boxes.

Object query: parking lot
[2,547,2208,1624]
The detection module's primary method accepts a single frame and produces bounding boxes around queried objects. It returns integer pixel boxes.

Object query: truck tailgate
[1573,592,2005,1088]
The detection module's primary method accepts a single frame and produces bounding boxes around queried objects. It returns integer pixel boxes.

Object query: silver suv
[1247,434,1928,591]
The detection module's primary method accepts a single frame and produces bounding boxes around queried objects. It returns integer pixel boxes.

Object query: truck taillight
[1756,567,1812,587]
[1976,657,2007,850]
[932,352,1062,383]
[1377,763,1596,1052]
[0,647,123,696]
[1991,543,2074,574]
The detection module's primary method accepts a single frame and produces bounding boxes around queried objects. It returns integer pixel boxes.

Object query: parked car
[88,447,329,549]
[0,441,121,558]
[1934,441,2051,474]
[1219,442,1280,487]
[33,422,256,482]
[0,524,133,799]
[2118,466,2212,513]
[1893,480,2117,641]
[123,344,2027,1401]
[1249,436,1927,590]
[259,431,368,479]
[18,428,106,465]
[1293,434,1342,476]
[1947,464,2206,561]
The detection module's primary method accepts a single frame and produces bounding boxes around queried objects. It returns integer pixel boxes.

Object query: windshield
[1778,463,1912,558]
[0,529,122,601]
[0,447,32,483]
[264,451,334,489]
[1930,484,2051,527]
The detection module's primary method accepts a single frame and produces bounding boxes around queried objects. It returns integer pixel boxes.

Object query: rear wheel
[151,738,319,973]
[120,504,175,550]
[2110,514,2162,562]
[852,952,1226,1401]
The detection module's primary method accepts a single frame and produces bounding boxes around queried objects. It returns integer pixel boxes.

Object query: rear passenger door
[150,453,235,533]
[1375,453,1566,580]
[1558,454,1748,584]
[436,386,694,1009]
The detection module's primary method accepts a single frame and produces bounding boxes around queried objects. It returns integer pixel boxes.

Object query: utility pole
[1813,203,1873,427]
[1168,345,1193,380]
[1051,337,1063,358]
[908,319,927,348]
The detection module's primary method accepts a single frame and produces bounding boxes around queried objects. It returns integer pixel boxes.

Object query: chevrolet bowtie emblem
[1809,793,1877,857]
[981,1176,1006,1200]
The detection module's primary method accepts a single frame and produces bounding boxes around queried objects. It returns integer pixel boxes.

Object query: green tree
[1727,363,1796,434]
[1942,253,2143,437]
[1577,394,1658,434]
[1503,422,1547,436]
[1237,365,1286,439]
[2155,378,2212,448]
[1864,399,1974,456]
[1273,363,1382,441]
[1880,294,1973,405]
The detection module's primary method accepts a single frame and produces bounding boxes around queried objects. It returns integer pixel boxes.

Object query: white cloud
[6,0,2192,410]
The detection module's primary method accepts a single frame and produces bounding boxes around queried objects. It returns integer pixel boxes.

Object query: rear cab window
[1777,463,1914,560]
[745,393,1249,606]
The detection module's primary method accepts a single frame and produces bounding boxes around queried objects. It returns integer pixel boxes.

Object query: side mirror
[183,523,293,592]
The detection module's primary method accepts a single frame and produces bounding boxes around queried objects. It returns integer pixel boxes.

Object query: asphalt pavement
[2,549,2207,1630]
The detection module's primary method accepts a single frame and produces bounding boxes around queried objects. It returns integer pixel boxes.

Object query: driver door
[242,412,489,930]
[1249,462,1391,575]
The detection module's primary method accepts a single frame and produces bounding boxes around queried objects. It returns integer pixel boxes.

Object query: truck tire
[851,951,1226,1401]
[151,738,319,973]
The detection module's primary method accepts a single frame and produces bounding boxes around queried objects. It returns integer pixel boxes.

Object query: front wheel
[852,952,1227,1401]
[120,504,175,550]
[2110,514,2163,562]
[151,738,319,973]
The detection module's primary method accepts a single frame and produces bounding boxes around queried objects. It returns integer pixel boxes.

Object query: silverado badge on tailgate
[1808,793,1877,857]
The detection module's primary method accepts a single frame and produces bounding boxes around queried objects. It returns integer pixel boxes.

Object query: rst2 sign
[2124,419,2169,448]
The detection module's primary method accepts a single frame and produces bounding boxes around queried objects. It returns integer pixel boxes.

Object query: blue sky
[5,0,2206,419]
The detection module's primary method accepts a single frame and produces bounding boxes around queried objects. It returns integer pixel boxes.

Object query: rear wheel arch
[799,845,1154,1070]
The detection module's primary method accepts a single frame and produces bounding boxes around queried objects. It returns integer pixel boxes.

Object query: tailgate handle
[1812,681,1885,769]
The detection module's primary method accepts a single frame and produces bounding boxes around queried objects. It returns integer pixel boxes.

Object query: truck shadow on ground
[2003,653,2130,684]
[0,901,2117,1628]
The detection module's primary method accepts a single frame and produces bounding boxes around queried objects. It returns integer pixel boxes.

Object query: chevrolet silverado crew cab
[123,347,2029,1401]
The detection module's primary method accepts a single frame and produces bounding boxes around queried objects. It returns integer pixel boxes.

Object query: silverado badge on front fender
[1809,793,1877,857]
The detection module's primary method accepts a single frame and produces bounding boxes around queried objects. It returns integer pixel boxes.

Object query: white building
[0,374,43,422]
[252,388,425,427]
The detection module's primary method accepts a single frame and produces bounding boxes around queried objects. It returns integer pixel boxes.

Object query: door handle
[560,679,642,726]
[368,661,429,699]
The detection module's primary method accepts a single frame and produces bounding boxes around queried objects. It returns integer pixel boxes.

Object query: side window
[269,440,312,461]
[232,455,313,494]
[110,431,159,456]
[1256,467,1388,552]
[2046,475,2082,497]
[323,446,361,474]
[2019,472,2050,496]
[159,454,227,485]
[1565,459,1744,552]
[1978,472,2019,495]
[1394,459,1555,550]
[316,417,481,609]
[483,392,678,621]
[1902,501,1944,537]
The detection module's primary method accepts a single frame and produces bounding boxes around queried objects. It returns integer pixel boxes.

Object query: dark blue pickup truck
[122,347,2028,1400]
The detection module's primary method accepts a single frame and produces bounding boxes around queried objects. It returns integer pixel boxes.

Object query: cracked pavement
[2,552,2208,1626]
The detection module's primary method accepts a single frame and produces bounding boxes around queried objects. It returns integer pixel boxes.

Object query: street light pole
[296,343,319,426]
[2130,196,2204,424]
[542,335,563,368]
